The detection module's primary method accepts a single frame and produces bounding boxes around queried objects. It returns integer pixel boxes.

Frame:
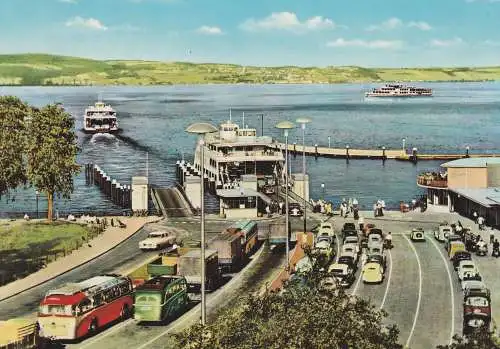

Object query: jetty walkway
[271,143,500,162]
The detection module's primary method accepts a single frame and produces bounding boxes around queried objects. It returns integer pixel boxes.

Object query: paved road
[64,243,286,349]
[332,217,463,349]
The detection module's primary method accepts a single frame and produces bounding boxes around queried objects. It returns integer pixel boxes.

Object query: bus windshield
[135,294,161,304]
[39,304,74,316]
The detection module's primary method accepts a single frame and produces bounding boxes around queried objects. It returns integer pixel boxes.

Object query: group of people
[452,221,499,257]
[311,199,334,216]
[472,211,486,230]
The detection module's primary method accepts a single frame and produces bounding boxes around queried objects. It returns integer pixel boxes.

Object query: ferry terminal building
[418,157,500,227]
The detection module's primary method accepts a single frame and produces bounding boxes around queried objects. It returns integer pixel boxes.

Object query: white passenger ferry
[365,84,433,98]
[83,99,119,134]
[192,112,285,190]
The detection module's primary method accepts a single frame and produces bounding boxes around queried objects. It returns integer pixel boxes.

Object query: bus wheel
[121,305,130,320]
[89,319,98,334]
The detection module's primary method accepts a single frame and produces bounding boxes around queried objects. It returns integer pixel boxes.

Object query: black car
[337,255,358,271]
[330,264,356,288]
[342,222,356,232]
[342,229,358,241]
[288,202,304,217]
[452,251,472,270]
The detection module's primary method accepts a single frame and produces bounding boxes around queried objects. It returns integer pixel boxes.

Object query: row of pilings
[85,163,131,208]
[175,160,217,194]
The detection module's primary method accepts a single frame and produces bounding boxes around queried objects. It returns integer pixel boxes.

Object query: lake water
[1,82,499,216]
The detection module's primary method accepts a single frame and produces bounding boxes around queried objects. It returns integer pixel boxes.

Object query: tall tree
[437,333,499,349]
[26,104,80,221]
[0,96,30,198]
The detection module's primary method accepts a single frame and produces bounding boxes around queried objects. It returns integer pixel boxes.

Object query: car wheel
[120,304,131,320]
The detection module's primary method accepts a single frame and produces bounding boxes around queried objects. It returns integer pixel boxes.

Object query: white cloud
[65,16,108,30]
[326,38,404,49]
[196,26,223,35]
[367,17,432,31]
[429,37,464,47]
[408,21,432,31]
[240,12,340,33]
[483,39,500,46]
[59,0,77,3]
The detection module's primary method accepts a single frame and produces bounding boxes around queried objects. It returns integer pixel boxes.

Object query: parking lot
[328,211,500,349]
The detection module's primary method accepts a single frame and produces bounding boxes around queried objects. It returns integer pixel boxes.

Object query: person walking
[359,216,365,231]
[473,211,478,223]
[478,216,485,230]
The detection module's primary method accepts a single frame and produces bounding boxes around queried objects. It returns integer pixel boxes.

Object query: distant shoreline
[0,79,496,87]
[1,53,499,86]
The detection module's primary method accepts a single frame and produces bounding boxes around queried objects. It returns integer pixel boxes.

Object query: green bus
[133,275,188,323]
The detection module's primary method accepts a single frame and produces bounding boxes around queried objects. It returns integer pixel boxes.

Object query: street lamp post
[275,120,295,269]
[35,190,40,219]
[296,117,311,234]
[185,122,217,326]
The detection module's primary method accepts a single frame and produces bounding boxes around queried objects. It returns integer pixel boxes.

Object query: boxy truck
[177,249,222,291]
[268,219,291,248]
[207,231,243,273]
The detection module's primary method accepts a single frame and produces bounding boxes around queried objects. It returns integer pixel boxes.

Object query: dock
[270,143,500,162]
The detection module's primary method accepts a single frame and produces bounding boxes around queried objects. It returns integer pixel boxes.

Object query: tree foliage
[174,246,403,349]
[25,104,80,221]
[0,96,30,197]
[437,332,500,349]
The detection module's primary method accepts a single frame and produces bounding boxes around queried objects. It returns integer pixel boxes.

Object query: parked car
[342,222,357,232]
[445,234,462,252]
[344,235,360,247]
[338,251,359,268]
[318,222,335,237]
[457,260,478,281]
[434,224,452,242]
[342,230,358,241]
[449,241,467,260]
[328,263,356,287]
[410,228,426,242]
[342,244,360,258]
[362,262,384,284]
[368,234,383,248]
[461,273,483,291]
[288,203,303,217]
[139,231,176,251]
[452,251,472,270]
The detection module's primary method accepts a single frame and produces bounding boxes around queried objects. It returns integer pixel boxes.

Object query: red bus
[37,274,133,341]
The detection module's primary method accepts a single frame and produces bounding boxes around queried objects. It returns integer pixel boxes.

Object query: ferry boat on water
[190,112,285,191]
[365,84,433,98]
[83,99,119,134]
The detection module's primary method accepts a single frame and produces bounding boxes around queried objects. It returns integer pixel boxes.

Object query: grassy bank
[0,221,94,285]
[0,53,499,86]
[0,221,89,253]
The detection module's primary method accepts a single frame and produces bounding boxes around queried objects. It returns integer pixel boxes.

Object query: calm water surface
[1,82,499,215]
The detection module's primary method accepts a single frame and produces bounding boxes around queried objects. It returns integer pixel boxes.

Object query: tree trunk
[47,191,53,222]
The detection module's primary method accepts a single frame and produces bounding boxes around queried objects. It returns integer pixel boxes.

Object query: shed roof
[441,157,500,168]
[450,187,500,208]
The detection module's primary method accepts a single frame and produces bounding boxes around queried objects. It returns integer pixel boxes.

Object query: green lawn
[0,221,90,254]
[0,53,499,85]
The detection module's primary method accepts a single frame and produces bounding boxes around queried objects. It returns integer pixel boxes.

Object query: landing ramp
[152,187,193,217]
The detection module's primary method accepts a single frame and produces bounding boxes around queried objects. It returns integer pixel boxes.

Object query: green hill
[0,53,499,86]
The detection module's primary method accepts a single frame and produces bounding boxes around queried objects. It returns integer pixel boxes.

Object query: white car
[139,231,176,251]
[318,222,335,237]
[344,236,359,246]
[457,260,478,281]
[461,274,484,291]
[342,243,360,257]
[434,225,452,242]
[410,228,426,242]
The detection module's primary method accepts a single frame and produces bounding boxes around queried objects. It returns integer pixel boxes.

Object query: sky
[0,0,499,67]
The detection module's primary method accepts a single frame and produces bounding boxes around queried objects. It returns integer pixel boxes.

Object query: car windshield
[149,232,163,238]
[343,247,354,252]
[462,265,474,269]
[367,267,377,271]
[331,269,345,275]
[465,297,489,307]
[39,304,74,316]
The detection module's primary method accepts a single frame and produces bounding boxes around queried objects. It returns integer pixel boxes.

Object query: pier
[271,143,500,162]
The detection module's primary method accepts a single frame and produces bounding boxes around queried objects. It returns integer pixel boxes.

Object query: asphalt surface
[333,217,465,349]
[5,210,498,349]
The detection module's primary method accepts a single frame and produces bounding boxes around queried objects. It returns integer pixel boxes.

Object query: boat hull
[82,128,121,134]
[365,93,432,98]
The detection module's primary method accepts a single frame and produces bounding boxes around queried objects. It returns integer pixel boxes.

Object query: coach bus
[37,274,133,341]
[133,275,188,323]
[231,220,259,257]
